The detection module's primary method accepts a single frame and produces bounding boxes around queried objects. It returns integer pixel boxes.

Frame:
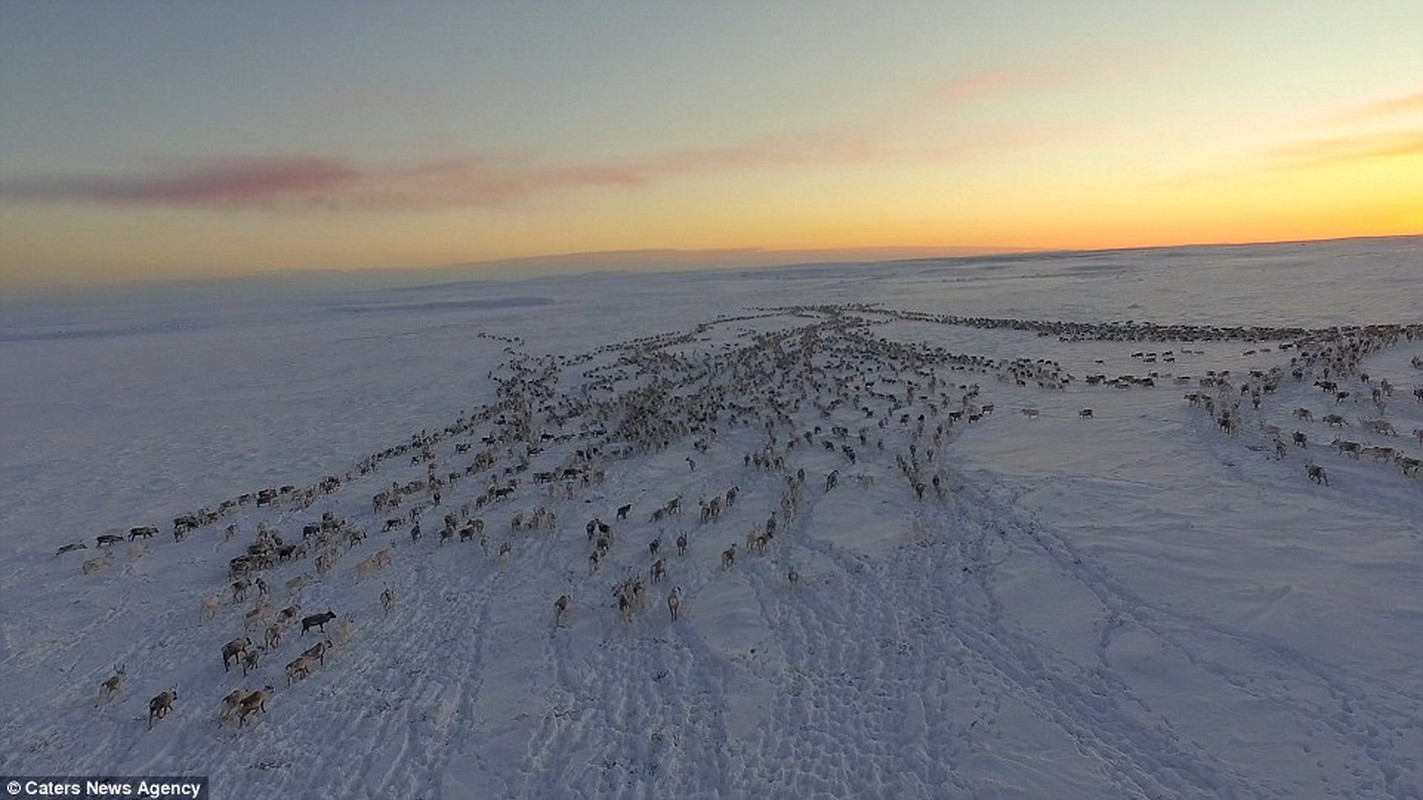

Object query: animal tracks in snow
[4,301,1423,799]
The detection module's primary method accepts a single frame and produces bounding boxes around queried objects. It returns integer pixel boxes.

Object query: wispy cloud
[0,129,947,212]
[932,68,1054,106]
[1273,130,1423,170]
[0,66,1075,213]
[1323,90,1423,124]
[0,153,654,211]
[0,156,362,208]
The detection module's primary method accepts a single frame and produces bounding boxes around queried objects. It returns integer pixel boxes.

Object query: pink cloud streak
[0,134,913,212]
[1324,90,1423,124]
[0,69,1050,214]
[1,155,362,208]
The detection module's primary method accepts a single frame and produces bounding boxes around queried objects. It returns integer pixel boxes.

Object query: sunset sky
[2,2,1421,289]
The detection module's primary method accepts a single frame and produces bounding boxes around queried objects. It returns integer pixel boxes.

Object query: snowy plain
[1,236,1421,799]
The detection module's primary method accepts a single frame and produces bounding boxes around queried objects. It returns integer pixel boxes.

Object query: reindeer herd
[1179,323,1423,489]
[60,308,1423,738]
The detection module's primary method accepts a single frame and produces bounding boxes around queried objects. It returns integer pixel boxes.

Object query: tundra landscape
[2,238,1422,799]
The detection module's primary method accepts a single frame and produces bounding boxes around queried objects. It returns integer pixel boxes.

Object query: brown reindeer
[302,639,333,666]
[241,647,261,676]
[148,688,178,729]
[222,637,251,672]
[97,664,125,704]
[285,655,316,685]
[1306,463,1329,485]
[238,686,274,727]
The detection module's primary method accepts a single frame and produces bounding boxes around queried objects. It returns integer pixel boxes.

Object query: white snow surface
[2,237,1422,799]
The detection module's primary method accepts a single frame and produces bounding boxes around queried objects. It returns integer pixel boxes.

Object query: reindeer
[332,616,355,647]
[787,567,801,588]
[722,543,737,568]
[218,689,245,727]
[264,622,282,650]
[243,599,271,631]
[241,647,261,676]
[148,688,178,729]
[1306,463,1329,485]
[676,533,688,556]
[1331,438,1363,459]
[553,594,570,628]
[1362,419,1397,436]
[303,639,332,666]
[238,686,274,727]
[1217,413,1238,437]
[276,604,301,628]
[667,586,683,622]
[650,558,667,584]
[1362,445,1397,463]
[616,503,632,520]
[618,591,634,624]
[222,637,251,672]
[381,584,396,615]
[301,610,336,634]
[199,593,222,622]
[499,541,512,566]
[97,664,125,704]
[286,655,316,685]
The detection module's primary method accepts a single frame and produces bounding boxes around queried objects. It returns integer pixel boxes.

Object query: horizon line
[4,232,1419,297]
